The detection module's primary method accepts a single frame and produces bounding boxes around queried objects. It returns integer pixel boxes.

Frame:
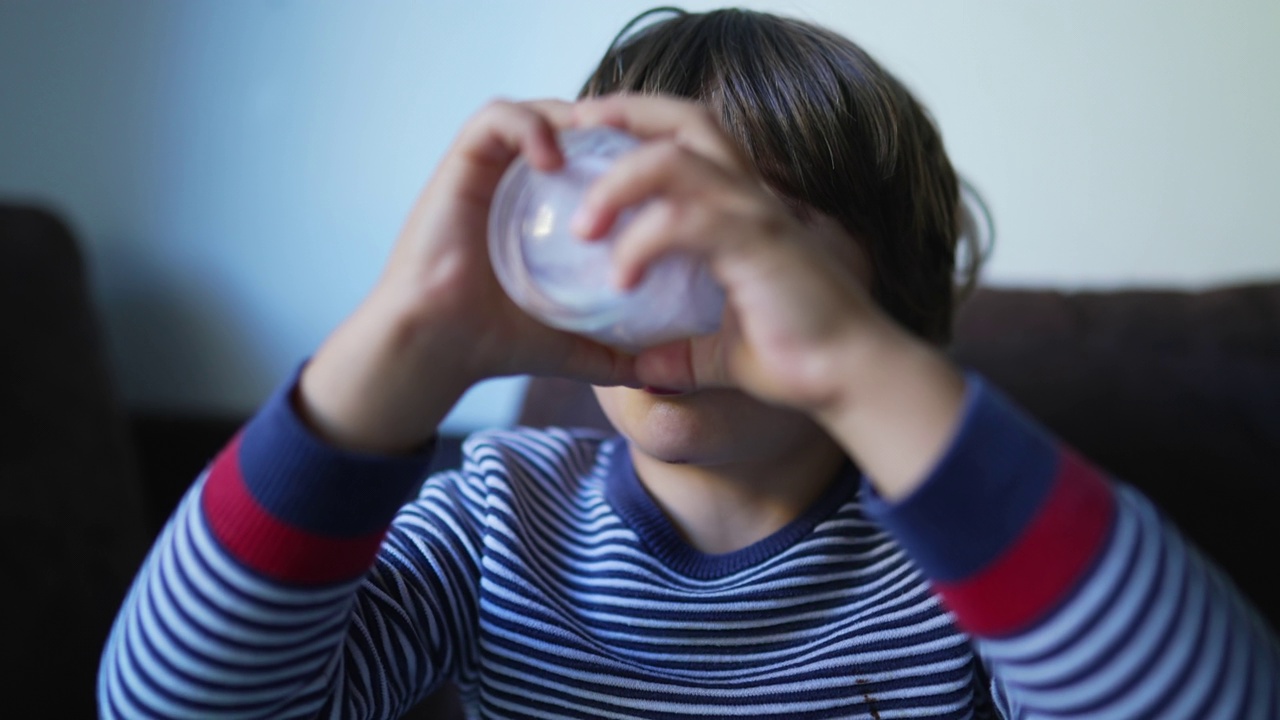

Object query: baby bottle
[488,126,725,351]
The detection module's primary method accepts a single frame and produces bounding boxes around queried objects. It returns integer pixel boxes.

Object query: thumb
[553,336,641,388]
[634,332,732,391]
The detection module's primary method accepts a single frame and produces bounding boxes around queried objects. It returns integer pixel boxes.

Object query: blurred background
[3,2,1278,716]
[2,0,1277,433]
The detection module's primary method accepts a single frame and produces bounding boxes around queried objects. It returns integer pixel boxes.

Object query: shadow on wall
[96,230,283,417]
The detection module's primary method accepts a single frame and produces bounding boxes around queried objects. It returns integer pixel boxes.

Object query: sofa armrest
[0,204,149,717]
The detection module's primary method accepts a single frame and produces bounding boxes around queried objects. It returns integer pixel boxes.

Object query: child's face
[592,214,868,470]
[592,384,837,469]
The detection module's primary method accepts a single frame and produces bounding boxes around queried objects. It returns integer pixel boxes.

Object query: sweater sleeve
[862,375,1280,718]
[97,373,486,719]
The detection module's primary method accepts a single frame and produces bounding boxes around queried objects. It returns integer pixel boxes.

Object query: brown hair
[580,7,985,345]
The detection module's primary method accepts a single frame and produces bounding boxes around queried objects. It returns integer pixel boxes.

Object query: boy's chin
[597,388,725,462]
[608,387,784,467]
[629,428,719,466]
[624,410,725,466]
[595,385,824,468]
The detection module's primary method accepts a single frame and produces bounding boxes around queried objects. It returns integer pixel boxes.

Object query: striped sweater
[99,375,1279,718]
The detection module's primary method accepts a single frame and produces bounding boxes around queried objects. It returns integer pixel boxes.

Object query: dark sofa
[1,206,149,718]
[4,202,1277,717]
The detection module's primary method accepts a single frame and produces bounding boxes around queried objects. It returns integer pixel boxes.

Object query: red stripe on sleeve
[933,451,1116,637]
[200,434,388,585]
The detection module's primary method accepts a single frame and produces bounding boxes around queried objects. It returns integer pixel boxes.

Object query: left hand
[570,93,904,417]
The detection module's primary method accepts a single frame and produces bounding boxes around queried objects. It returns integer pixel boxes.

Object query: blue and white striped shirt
[99,376,1280,718]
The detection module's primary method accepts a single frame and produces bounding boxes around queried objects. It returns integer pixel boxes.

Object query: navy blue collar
[602,438,859,580]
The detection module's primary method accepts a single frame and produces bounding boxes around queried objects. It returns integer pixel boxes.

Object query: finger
[440,99,566,202]
[633,332,732,391]
[573,94,747,172]
[523,98,575,130]
[605,199,700,290]
[551,336,640,388]
[608,189,772,292]
[572,138,727,241]
[521,99,576,169]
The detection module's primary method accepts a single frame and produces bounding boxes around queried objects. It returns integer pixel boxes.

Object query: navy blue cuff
[860,374,1062,582]
[236,365,437,538]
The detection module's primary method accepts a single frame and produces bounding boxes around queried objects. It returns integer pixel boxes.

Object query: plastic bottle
[488,126,724,351]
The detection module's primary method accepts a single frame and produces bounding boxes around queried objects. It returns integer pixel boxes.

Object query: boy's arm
[850,368,1280,717]
[97,374,485,719]
[97,99,641,719]
[564,93,1278,715]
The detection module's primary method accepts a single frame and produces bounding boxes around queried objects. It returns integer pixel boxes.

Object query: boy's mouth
[642,386,685,396]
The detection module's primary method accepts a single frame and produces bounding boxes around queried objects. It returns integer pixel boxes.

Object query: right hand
[298,100,639,453]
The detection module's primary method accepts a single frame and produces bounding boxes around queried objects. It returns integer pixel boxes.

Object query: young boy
[99,8,1278,718]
